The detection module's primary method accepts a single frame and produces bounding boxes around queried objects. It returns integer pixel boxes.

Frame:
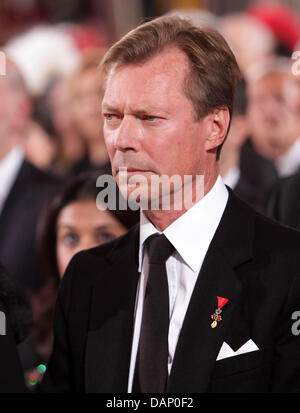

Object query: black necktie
[133,233,175,393]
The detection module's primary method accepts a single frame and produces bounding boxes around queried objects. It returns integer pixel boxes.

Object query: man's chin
[119,183,149,201]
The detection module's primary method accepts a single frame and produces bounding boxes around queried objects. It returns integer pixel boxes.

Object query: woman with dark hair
[19,173,139,388]
[37,172,139,284]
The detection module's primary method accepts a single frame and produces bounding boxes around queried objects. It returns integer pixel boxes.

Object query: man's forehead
[102,47,190,108]
[104,47,189,89]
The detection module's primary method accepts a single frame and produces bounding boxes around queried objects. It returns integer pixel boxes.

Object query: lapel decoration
[211,296,229,328]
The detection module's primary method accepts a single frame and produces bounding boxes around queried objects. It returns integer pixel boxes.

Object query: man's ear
[204,107,230,152]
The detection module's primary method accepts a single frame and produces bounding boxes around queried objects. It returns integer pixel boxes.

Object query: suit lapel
[289,177,300,230]
[168,190,255,392]
[85,226,140,393]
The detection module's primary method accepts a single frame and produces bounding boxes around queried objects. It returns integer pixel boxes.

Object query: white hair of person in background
[221,13,275,73]
[246,56,300,177]
[163,7,220,31]
[4,24,80,96]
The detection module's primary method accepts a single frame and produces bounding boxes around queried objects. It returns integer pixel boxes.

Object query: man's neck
[219,150,240,178]
[143,169,219,232]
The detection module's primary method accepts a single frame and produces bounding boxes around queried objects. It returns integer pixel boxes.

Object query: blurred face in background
[24,120,57,169]
[247,72,300,159]
[49,77,85,164]
[56,199,126,277]
[0,63,31,146]
[0,77,16,140]
[70,67,103,143]
[49,78,74,137]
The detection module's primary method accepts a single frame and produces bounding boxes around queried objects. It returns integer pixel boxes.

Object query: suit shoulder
[58,225,139,309]
[228,190,300,253]
[80,223,138,260]
[254,209,300,251]
[20,161,62,195]
[61,224,139,282]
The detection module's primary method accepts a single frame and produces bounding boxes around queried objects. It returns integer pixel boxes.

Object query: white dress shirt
[275,137,300,178]
[0,147,24,213]
[127,175,229,392]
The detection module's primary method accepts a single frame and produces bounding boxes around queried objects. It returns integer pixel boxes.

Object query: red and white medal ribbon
[211,296,229,328]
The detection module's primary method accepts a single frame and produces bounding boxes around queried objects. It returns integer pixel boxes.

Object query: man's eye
[143,115,158,122]
[104,114,116,120]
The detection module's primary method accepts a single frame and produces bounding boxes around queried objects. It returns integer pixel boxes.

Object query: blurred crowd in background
[0,0,300,390]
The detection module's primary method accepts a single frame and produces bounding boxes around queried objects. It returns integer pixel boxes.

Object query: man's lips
[117,167,152,173]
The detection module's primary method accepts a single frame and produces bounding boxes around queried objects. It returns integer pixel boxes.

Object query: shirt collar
[0,146,24,201]
[138,175,229,272]
[275,137,300,177]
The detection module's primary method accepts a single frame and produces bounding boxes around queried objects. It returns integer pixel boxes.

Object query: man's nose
[114,116,140,152]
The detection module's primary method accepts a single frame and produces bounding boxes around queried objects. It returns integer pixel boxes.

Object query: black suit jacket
[0,300,28,393]
[237,139,280,213]
[40,190,300,393]
[267,173,300,231]
[0,263,31,393]
[0,160,61,290]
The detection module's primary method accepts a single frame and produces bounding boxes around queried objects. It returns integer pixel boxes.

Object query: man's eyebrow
[102,103,169,116]
[101,103,120,112]
[132,107,167,116]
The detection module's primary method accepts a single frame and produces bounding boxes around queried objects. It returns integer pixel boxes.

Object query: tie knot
[145,233,175,264]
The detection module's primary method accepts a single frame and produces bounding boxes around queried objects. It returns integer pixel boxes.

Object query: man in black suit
[267,173,300,231]
[242,57,300,211]
[221,58,300,215]
[219,77,275,213]
[0,58,61,291]
[40,17,300,393]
